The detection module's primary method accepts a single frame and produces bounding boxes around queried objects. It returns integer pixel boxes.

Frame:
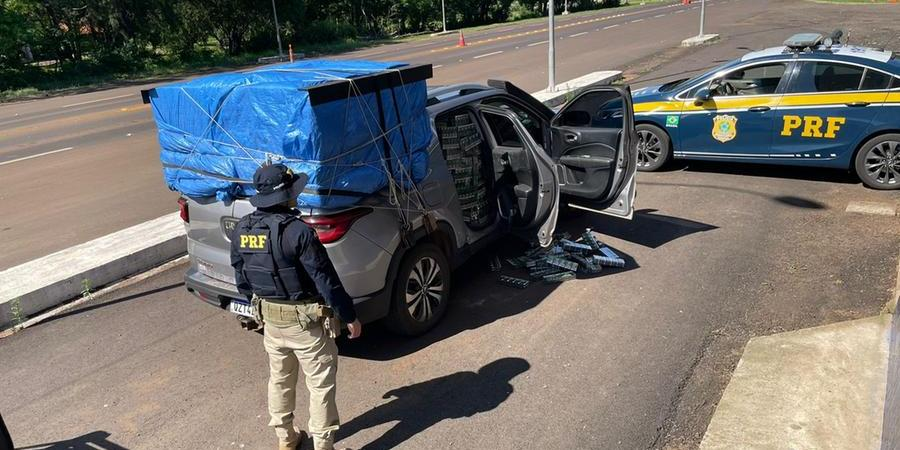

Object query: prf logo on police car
[240,234,268,252]
[781,115,846,139]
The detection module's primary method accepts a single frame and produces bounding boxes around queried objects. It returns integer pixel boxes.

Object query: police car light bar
[784,33,824,52]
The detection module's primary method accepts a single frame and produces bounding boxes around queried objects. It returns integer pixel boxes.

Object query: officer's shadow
[336,357,530,450]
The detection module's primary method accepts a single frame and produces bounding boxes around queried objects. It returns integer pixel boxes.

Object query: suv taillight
[177,197,190,223]
[300,208,371,244]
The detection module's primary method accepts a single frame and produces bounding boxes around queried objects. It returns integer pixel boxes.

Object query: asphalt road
[2,1,900,449]
[0,0,768,270]
[0,165,896,450]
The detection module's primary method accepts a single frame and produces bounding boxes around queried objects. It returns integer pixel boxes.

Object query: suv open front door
[476,105,560,247]
[549,86,637,219]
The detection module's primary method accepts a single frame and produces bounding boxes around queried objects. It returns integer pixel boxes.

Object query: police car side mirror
[694,88,712,106]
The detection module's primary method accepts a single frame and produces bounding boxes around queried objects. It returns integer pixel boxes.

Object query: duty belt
[258,295,322,306]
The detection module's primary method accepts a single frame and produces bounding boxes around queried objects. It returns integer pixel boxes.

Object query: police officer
[230,164,361,450]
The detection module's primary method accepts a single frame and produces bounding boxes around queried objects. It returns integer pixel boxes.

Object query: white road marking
[603,24,620,30]
[569,32,588,38]
[0,147,75,166]
[631,18,644,23]
[845,201,898,217]
[675,9,685,13]
[654,14,667,18]
[528,40,548,47]
[433,65,444,69]
[473,51,503,59]
[61,94,133,108]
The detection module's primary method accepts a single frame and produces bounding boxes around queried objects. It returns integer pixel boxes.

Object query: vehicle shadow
[14,430,128,450]
[555,207,718,249]
[667,159,859,186]
[339,214,644,361]
[333,357,529,450]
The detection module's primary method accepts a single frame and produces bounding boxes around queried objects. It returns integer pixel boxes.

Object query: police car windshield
[671,59,742,93]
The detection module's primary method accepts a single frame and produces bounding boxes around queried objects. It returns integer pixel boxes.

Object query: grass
[808,0,898,3]
[9,297,24,326]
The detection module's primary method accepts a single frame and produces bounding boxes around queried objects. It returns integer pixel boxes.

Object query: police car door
[679,61,791,158]
[549,86,637,219]
[477,105,560,247]
[771,60,892,160]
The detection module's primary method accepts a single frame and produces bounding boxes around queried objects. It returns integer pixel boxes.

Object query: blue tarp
[149,60,431,208]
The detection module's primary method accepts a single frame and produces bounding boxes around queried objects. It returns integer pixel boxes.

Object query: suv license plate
[229,301,254,318]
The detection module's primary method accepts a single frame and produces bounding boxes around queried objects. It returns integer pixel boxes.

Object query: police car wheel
[385,243,450,336]
[855,134,900,190]
[635,124,670,172]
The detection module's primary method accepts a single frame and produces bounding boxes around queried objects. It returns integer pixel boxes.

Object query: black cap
[249,164,308,208]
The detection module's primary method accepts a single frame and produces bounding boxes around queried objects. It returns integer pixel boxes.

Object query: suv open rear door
[549,86,637,219]
[476,105,560,247]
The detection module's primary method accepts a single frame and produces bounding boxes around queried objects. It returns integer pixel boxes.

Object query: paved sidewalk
[701,315,893,449]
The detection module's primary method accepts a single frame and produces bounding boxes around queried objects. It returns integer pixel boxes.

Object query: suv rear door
[476,105,560,246]
[549,86,637,218]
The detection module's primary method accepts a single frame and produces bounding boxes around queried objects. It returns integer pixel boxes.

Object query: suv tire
[384,243,451,336]
[855,133,900,190]
[636,123,671,172]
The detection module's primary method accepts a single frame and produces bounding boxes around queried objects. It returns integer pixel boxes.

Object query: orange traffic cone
[457,30,467,47]
[289,44,294,62]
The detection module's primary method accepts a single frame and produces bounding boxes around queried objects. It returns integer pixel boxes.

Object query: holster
[319,305,340,339]
[250,294,264,324]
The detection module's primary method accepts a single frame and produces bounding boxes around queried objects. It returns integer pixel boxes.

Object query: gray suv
[181,80,638,335]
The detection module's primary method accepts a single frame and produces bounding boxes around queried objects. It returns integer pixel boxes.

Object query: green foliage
[81,278,94,300]
[9,297,24,325]
[0,0,637,95]
[509,1,540,21]
[300,21,358,44]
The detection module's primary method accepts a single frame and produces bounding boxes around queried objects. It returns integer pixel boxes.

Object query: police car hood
[633,77,692,100]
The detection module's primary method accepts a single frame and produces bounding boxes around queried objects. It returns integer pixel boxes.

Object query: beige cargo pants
[260,299,340,450]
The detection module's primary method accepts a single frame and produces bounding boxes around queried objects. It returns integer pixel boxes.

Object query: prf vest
[235,213,310,301]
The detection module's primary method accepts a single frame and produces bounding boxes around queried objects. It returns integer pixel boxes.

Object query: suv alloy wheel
[384,243,451,336]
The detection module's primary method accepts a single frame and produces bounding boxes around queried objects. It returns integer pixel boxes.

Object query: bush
[297,21,358,44]
[509,1,540,21]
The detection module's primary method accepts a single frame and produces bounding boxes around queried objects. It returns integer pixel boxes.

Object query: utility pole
[548,0,556,92]
[563,0,569,15]
[271,0,284,56]
[698,0,706,37]
[441,0,448,33]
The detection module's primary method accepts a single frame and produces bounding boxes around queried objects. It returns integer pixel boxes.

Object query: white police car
[630,32,900,190]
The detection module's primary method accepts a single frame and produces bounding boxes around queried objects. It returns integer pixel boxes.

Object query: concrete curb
[529,70,623,108]
[681,34,720,47]
[0,213,186,331]
[883,252,900,450]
